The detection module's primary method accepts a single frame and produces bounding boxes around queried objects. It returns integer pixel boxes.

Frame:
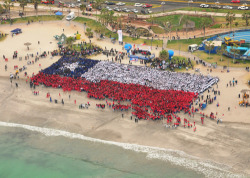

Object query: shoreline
[0,21,250,176]
[0,121,244,177]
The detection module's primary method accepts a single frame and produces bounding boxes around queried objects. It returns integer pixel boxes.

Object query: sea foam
[0,121,244,178]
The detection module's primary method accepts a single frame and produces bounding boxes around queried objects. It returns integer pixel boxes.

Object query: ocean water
[0,122,241,178]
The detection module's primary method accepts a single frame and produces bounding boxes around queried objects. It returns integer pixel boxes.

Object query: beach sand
[0,20,250,176]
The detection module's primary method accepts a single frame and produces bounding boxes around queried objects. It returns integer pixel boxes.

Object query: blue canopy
[11,28,22,34]
[55,11,63,16]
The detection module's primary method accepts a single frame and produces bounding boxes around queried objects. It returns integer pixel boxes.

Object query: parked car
[222,5,233,9]
[113,7,121,11]
[69,3,75,8]
[131,9,138,13]
[122,8,130,12]
[200,4,209,8]
[141,9,152,14]
[161,2,165,5]
[211,4,221,9]
[116,2,125,6]
[134,3,142,7]
[108,2,115,5]
[238,5,248,9]
[231,0,240,3]
[142,4,152,8]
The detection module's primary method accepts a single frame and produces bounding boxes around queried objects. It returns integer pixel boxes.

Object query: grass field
[74,17,118,39]
[151,26,165,34]
[74,17,163,46]
[147,15,213,31]
[0,15,64,25]
[167,37,205,52]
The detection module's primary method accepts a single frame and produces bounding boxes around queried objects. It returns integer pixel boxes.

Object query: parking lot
[53,0,249,13]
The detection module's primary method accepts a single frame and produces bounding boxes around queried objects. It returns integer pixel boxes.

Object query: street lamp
[162,36,164,50]
[151,37,153,50]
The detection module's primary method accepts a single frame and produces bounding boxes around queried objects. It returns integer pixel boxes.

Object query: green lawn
[167,37,205,52]
[74,17,118,39]
[151,26,165,34]
[193,50,250,68]
[0,15,64,25]
[147,15,213,31]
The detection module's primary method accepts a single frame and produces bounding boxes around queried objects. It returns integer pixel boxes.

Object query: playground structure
[239,90,250,107]
[218,30,250,60]
[199,29,250,60]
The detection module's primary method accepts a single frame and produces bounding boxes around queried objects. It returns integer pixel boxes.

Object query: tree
[200,18,209,39]
[66,37,75,48]
[86,28,93,38]
[19,0,27,13]
[226,12,236,32]
[205,41,215,59]
[235,22,239,28]
[149,15,154,24]
[32,0,40,16]
[159,50,169,61]
[3,0,13,17]
[80,4,86,15]
[92,0,103,19]
[230,44,240,63]
[242,12,250,26]
[216,45,227,61]
[181,15,190,39]
[0,4,5,14]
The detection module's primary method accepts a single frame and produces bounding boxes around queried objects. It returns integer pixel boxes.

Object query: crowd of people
[30,56,221,122]
[41,57,99,78]
[83,60,218,93]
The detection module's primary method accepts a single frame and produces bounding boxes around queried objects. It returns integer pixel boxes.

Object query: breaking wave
[0,121,244,178]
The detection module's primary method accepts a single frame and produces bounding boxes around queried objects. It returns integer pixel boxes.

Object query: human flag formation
[32,57,218,120]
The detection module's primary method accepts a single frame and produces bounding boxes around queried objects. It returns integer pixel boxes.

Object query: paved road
[52,0,249,13]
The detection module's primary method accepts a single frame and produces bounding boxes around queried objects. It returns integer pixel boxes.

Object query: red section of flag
[32,73,197,119]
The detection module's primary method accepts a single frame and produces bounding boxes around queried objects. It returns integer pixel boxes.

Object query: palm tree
[216,45,226,61]
[200,18,209,39]
[0,4,4,14]
[205,41,215,59]
[242,12,250,26]
[159,50,169,61]
[86,28,93,39]
[181,15,189,39]
[66,37,75,48]
[80,4,86,15]
[100,8,108,25]
[226,12,236,32]
[3,0,14,18]
[230,44,240,63]
[19,0,27,13]
[235,22,239,28]
[108,10,114,26]
[92,0,102,19]
[32,0,40,16]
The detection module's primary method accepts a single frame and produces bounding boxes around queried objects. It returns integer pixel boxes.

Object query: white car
[116,2,125,6]
[131,9,138,13]
[222,5,233,9]
[122,8,130,12]
[238,6,248,10]
[161,2,165,5]
[200,4,209,8]
[77,0,80,2]
[70,3,76,8]
[134,3,142,7]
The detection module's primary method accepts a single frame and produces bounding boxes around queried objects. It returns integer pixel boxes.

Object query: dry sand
[0,20,250,175]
